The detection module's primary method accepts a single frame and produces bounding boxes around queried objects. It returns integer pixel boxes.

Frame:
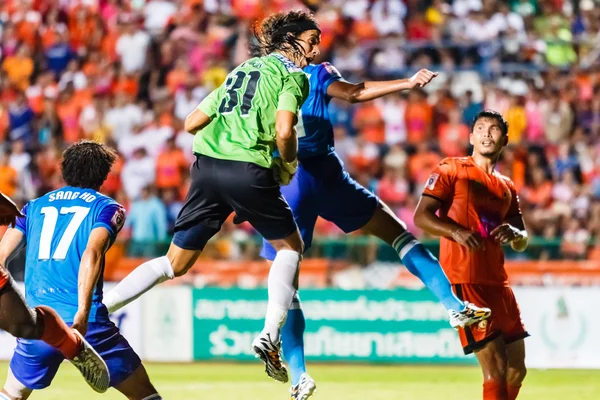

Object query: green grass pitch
[1,362,599,399]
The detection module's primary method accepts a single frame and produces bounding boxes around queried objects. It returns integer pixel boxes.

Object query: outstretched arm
[184,87,222,134]
[326,69,438,103]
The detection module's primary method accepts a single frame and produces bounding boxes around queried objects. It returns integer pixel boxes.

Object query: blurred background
[1,0,600,398]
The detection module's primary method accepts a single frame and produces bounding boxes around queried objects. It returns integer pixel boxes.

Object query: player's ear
[469,132,474,147]
[502,134,509,147]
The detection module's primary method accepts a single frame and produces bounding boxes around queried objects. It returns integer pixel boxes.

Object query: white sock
[104,256,175,313]
[263,249,301,341]
[141,394,162,400]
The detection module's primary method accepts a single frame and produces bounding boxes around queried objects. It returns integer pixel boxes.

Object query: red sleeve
[505,179,522,219]
[422,158,456,203]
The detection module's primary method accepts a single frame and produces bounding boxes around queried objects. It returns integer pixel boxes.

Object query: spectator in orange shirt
[166,58,191,95]
[522,167,553,208]
[405,89,433,144]
[155,137,189,192]
[353,102,385,144]
[56,84,82,144]
[378,167,409,209]
[409,142,441,187]
[0,152,18,197]
[2,45,34,91]
[439,107,469,157]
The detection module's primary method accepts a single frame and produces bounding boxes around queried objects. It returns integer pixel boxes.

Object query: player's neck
[471,153,498,174]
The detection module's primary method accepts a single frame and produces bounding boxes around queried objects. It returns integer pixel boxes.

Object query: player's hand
[451,228,484,250]
[72,312,89,336]
[490,224,524,245]
[273,158,298,186]
[408,69,438,89]
[0,192,24,226]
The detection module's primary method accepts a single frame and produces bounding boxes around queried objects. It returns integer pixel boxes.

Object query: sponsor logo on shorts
[426,173,440,190]
[477,320,488,332]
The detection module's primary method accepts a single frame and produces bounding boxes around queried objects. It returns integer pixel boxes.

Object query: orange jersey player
[414,110,528,400]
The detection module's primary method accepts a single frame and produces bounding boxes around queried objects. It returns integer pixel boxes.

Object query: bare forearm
[276,128,298,162]
[77,250,103,318]
[415,210,464,239]
[350,79,412,103]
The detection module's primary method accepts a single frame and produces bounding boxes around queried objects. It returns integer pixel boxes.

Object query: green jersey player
[103,10,321,383]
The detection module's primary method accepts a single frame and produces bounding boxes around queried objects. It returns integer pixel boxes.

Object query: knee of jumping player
[166,244,202,278]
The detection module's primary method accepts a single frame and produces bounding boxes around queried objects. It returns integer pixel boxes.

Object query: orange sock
[507,384,521,400]
[483,380,508,400]
[35,306,82,360]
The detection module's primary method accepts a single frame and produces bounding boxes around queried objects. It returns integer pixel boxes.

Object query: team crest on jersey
[426,173,440,190]
[323,62,341,78]
[111,207,126,232]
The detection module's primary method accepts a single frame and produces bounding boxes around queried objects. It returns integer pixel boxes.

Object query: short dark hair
[471,110,509,136]
[250,10,320,58]
[61,140,117,190]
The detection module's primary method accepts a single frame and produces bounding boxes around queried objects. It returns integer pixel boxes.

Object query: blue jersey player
[0,142,162,400]
[257,65,491,399]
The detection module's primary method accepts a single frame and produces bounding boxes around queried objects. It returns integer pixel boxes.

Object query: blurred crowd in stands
[1,0,600,261]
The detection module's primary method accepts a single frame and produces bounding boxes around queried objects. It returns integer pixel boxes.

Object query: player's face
[295,29,321,68]
[470,117,507,157]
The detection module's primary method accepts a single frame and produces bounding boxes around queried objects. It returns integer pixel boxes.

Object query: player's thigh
[361,201,409,246]
[454,284,503,355]
[85,322,143,389]
[260,165,319,260]
[114,364,158,400]
[506,338,527,385]
[226,162,302,253]
[319,169,379,235]
[473,335,509,381]
[0,280,40,339]
[2,367,33,400]
[172,155,233,256]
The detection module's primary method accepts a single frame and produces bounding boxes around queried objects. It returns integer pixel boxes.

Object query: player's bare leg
[0,273,109,393]
[252,229,303,384]
[104,243,201,312]
[474,336,509,400]
[506,339,527,400]
[115,364,162,400]
[360,202,490,327]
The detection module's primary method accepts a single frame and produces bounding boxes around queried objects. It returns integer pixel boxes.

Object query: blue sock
[281,292,306,386]
[394,232,465,311]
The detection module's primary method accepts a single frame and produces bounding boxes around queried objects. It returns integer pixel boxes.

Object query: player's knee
[507,364,527,385]
[10,323,38,340]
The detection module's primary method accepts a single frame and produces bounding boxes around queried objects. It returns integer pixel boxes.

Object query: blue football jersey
[14,186,125,323]
[296,62,343,159]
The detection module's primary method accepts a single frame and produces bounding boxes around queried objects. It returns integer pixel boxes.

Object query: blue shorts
[9,321,141,389]
[260,152,378,260]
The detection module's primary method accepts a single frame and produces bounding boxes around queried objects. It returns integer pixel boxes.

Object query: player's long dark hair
[61,140,117,191]
[250,10,320,59]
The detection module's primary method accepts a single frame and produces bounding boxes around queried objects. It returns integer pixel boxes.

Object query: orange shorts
[0,266,9,291]
[453,284,529,354]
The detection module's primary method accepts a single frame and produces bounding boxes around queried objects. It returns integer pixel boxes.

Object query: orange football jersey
[422,157,521,286]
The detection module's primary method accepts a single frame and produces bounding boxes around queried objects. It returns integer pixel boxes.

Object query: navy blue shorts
[173,155,297,250]
[261,152,378,260]
[9,321,141,389]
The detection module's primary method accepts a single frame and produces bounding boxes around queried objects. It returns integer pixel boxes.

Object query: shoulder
[436,157,466,173]
[495,172,517,190]
[268,54,303,74]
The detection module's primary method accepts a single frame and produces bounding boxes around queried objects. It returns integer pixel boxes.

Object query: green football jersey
[193,54,309,169]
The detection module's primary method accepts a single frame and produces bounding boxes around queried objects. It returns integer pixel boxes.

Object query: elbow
[183,116,195,134]
[346,88,362,104]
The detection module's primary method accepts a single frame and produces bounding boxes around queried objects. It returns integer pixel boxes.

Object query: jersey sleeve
[197,87,222,118]
[277,72,309,114]
[13,202,29,236]
[422,159,457,203]
[505,179,522,219]
[318,62,343,96]
[93,202,126,243]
